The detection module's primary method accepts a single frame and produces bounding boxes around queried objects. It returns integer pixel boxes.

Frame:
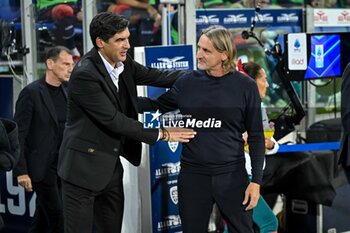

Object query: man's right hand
[17,175,33,192]
[161,127,196,143]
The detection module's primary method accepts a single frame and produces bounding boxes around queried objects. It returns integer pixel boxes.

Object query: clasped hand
[161,127,196,143]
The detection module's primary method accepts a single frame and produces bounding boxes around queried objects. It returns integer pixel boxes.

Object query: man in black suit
[58,12,195,233]
[341,63,350,180]
[13,46,74,233]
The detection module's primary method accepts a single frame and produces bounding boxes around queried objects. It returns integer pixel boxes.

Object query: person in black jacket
[57,12,195,233]
[0,118,20,230]
[13,46,74,233]
[0,118,19,172]
[340,63,350,181]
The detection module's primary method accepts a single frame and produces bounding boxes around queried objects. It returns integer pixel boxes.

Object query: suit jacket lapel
[61,82,68,99]
[91,49,122,108]
[39,78,58,127]
[120,72,138,115]
[120,54,141,114]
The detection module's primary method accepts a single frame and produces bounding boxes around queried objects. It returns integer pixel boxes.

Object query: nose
[124,39,130,49]
[68,64,74,72]
[196,49,203,59]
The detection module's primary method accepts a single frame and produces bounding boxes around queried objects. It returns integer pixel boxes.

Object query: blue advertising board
[144,45,193,233]
[0,171,34,233]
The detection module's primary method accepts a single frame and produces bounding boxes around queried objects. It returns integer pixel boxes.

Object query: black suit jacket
[0,118,19,172]
[58,48,182,191]
[13,77,67,182]
[340,63,350,168]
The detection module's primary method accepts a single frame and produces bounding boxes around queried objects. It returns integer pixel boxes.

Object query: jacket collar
[38,77,67,127]
[89,48,122,105]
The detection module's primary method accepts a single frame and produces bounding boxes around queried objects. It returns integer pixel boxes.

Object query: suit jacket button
[113,148,118,153]
[88,148,95,153]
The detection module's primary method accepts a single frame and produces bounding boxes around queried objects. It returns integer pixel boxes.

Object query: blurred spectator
[0,118,19,173]
[303,0,348,7]
[339,0,350,7]
[108,0,161,29]
[36,0,82,61]
[271,0,303,7]
[200,0,279,9]
[199,0,233,8]
[107,0,161,57]
[340,63,350,181]
[0,118,19,231]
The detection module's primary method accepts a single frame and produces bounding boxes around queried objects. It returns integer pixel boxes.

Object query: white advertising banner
[288,33,307,70]
[313,9,350,27]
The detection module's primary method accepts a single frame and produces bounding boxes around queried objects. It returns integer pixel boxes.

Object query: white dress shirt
[98,52,124,90]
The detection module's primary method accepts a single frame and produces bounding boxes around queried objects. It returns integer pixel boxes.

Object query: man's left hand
[242,182,260,211]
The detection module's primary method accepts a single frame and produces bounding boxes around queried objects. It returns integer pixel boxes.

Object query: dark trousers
[178,167,254,233]
[61,161,124,233]
[30,166,63,233]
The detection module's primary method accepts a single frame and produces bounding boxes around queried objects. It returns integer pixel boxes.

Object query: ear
[46,59,54,70]
[96,37,104,49]
[221,52,228,62]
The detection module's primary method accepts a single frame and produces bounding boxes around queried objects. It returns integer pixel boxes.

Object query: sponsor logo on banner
[256,14,273,23]
[314,10,328,23]
[155,162,181,179]
[288,33,307,70]
[168,141,179,153]
[143,110,222,129]
[338,10,350,23]
[196,9,302,29]
[277,13,299,22]
[167,179,177,185]
[169,186,178,205]
[150,56,189,70]
[157,215,182,231]
[223,14,247,24]
[163,118,221,128]
[313,9,350,27]
[143,110,162,129]
[196,15,220,25]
